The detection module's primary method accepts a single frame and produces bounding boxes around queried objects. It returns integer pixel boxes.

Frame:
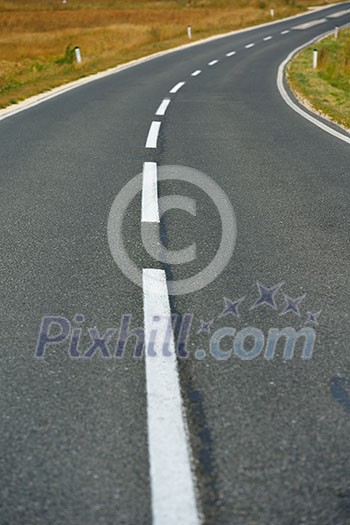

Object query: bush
[55,44,76,65]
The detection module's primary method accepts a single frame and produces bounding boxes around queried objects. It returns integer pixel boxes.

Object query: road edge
[277,22,350,145]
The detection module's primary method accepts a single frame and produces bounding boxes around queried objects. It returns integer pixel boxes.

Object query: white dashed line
[208,59,219,65]
[293,18,327,30]
[245,43,255,48]
[143,269,200,525]
[281,30,290,34]
[155,98,171,116]
[169,81,186,93]
[263,36,272,41]
[141,162,159,223]
[226,51,236,57]
[328,8,350,18]
[145,121,161,148]
[191,70,201,76]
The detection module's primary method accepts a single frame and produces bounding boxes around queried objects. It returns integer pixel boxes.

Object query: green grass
[287,27,350,130]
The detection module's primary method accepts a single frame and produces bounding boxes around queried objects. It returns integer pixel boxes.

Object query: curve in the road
[138,6,350,523]
[1,3,350,524]
[277,23,350,145]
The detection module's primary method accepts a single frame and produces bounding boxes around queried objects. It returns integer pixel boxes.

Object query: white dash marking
[293,18,327,30]
[328,8,350,18]
[191,70,201,76]
[145,121,161,148]
[143,269,200,525]
[208,60,219,66]
[155,99,171,116]
[281,30,290,34]
[263,36,272,41]
[226,51,236,57]
[170,81,185,93]
[142,162,159,223]
[245,43,255,48]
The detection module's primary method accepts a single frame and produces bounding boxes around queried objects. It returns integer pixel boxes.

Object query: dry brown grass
[0,0,339,108]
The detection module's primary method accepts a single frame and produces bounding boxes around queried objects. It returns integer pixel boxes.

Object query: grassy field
[287,27,350,130]
[0,0,338,109]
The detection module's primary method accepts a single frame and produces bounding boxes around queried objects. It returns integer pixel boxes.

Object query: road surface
[1,3,350,524]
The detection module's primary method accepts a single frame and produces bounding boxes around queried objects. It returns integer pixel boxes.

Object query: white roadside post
[74,46,82,64]
[270,8,275,17]
[334,25,339,39]
[313,48,318,69]
[187,25,192,39]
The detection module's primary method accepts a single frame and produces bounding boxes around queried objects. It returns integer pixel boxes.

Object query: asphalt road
[1,3,350,524]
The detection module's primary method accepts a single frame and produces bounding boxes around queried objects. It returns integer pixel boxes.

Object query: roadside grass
[287,27,350,130]
[0,0,337,109]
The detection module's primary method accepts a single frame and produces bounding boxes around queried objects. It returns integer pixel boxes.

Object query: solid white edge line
[191,70,202,76]
[142,162,159,223]
[156,98,171,116]
[170,81,185,93]
[208,60,219,65]
[277,25,350,146]
[0,3,346,122]
[226,51,236,56]
[146,121,161,148]
[263,36,273,40]
[143,269,200,525]
[245,43,255,48]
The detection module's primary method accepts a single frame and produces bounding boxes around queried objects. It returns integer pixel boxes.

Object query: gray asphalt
[1,3,350,524]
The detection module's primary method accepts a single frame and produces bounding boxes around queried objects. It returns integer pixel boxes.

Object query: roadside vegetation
[0,0,337,109]
[288,27,350,130]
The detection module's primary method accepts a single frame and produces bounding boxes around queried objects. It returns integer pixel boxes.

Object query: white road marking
[277,36,350,145]
[155,99,171,116]
[328,8,350,18]
[208,59,219,65]
[142,162,159,223]
[170,81,185,93]
[146,121,161,148]
[143,269,200,525]
[293,18,327,29]
[245,43,255,48]
[281,29,290,34]
[191,70,201,76]
[263,35,272,41]
[226,51,236,57]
